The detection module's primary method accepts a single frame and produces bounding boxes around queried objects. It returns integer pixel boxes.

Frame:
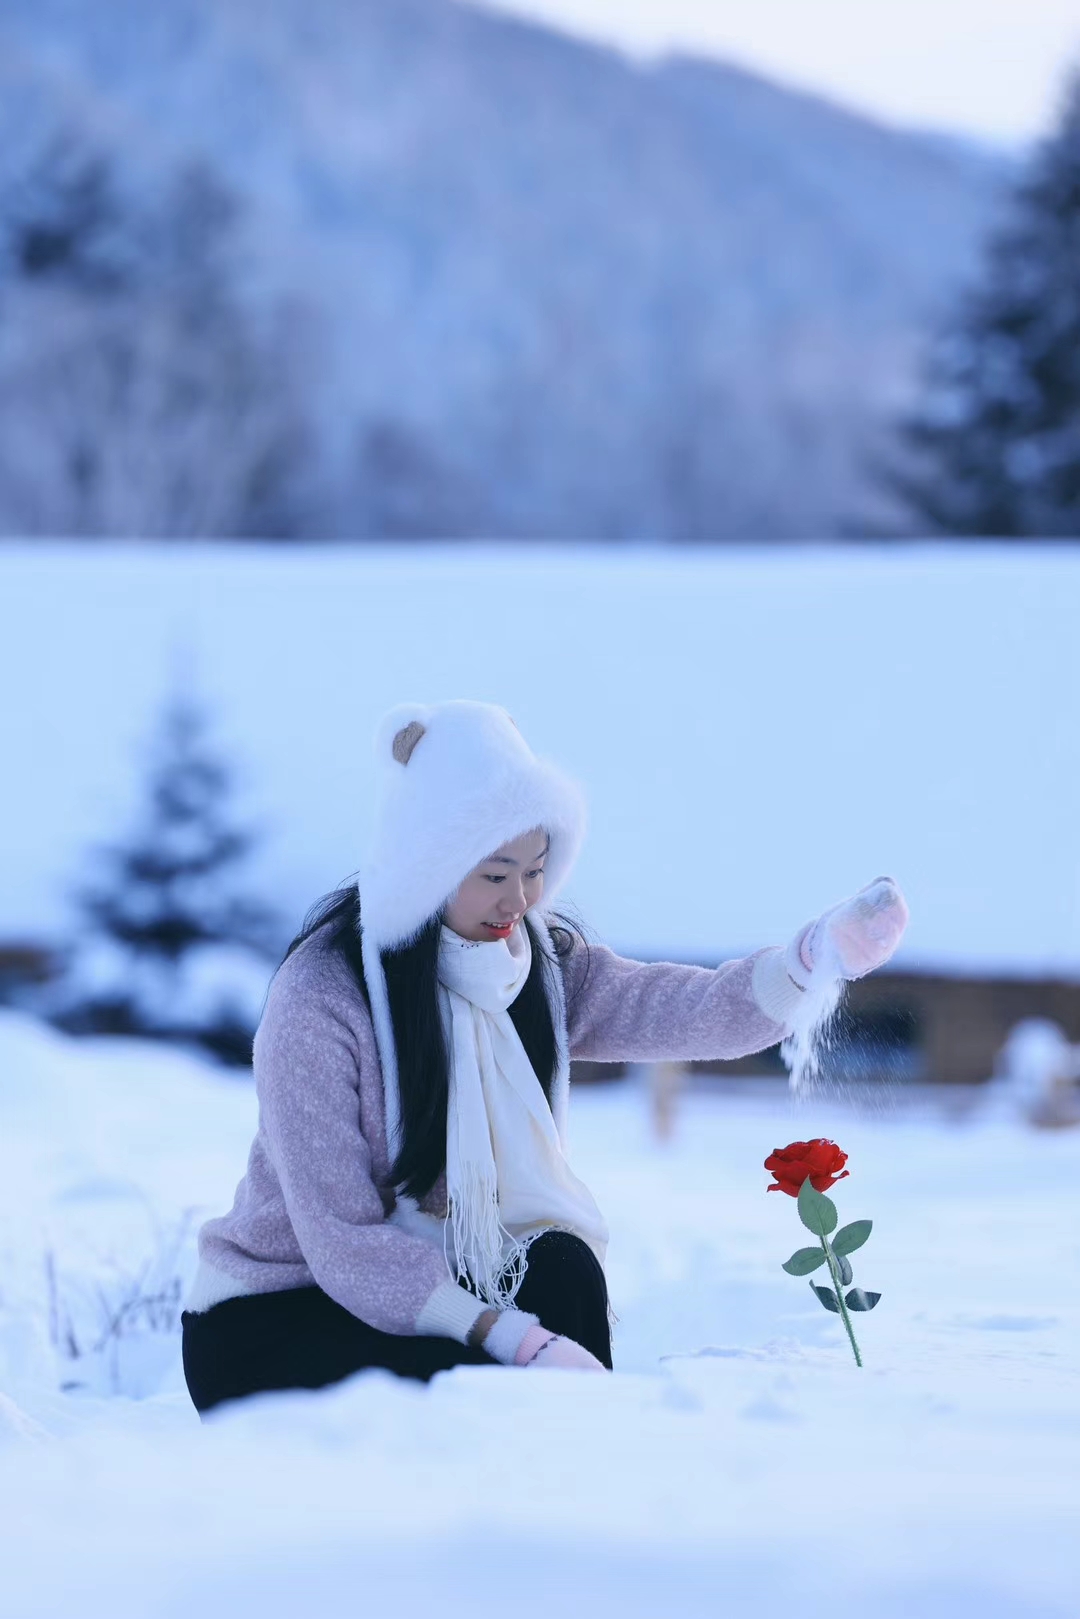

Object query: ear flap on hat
[374,703,433,770]
[391,720,426,765]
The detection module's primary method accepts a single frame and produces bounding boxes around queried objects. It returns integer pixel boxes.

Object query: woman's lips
[483,921,516,935]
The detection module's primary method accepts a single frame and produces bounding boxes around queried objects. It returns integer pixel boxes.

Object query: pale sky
[470,0,1080,144]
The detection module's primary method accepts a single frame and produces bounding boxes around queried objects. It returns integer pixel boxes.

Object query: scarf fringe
[448,1174,550,1307]
[448,1203,587,1310]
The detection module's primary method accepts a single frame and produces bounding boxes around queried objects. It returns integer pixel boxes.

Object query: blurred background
[1,0,1078,1111]
[3,10,1080,1596]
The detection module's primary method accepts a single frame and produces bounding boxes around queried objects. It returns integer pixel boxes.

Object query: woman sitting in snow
[181,700,908,1415]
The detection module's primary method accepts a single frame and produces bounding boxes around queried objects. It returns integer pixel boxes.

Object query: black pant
[181,1230,611,1416]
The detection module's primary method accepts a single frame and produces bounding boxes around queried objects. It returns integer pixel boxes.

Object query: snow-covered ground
[3,540,1079,978]
[1,1008,1076,1618]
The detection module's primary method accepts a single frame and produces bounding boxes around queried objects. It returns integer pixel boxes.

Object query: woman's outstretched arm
[555,877,908,1065]
[558,935,801,1065]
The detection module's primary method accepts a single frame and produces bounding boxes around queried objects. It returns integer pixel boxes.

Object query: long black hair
[278,884,588,1201]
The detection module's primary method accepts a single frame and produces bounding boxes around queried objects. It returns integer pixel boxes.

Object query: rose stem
[819,1234,863,1368]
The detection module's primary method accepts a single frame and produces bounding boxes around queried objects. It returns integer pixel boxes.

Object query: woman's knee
[521,1232,608,1311]
[529,1230,603,1277]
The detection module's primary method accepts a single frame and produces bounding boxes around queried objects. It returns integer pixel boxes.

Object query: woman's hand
[475,1309,607,1370]
[751,877,909,1032]
[793,877,909,983]
[515,1326,607,1371]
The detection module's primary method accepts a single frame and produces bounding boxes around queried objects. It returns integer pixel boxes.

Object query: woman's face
[443,827,550,943]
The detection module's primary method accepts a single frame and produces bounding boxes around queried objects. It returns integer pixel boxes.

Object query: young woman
[181,700,908,1415]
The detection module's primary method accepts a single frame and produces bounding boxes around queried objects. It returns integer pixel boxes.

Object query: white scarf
[434,920,609,1307]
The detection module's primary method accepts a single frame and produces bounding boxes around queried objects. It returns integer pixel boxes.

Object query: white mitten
[477,1308,542,1364]
[793,876,909,984]
[752,877,909,1027]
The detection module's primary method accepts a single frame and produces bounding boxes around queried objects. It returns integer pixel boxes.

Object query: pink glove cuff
[525,1335,608,1371]
[797,919,819,974]
[514,1325,558,1366]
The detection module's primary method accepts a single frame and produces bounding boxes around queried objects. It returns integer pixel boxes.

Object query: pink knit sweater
[188,924,802,1342]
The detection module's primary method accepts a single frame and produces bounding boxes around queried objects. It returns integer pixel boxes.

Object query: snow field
[0,1009,1076,1617]
[2,540,1079,978]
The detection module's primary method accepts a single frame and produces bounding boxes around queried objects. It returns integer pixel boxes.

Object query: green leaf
[845,1289,881,1312]
[831,1251,853,1287]
[832,1220,873,1257]
[782,1247,827,1276]
[810,1282,841,1313]
[797,1177,838,1237]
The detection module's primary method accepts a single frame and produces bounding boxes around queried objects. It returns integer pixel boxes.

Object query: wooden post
[650,1060,685,1142]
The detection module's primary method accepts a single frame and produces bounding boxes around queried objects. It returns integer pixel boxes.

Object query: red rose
[764,1138,850,1197]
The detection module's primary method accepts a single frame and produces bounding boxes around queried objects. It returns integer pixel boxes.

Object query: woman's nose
[498,882,526,915]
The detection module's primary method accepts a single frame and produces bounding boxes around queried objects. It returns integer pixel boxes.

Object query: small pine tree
[53,694,283,1065]
[886,70,1080,537]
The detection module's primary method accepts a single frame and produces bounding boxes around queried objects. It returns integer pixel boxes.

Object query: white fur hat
[357,699,587,1161]
[360,700,586,950]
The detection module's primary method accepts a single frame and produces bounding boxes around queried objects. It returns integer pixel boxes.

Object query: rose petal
[806,1140,847,1178]
[810,1169,850,1191]
[766,1139,850,1197]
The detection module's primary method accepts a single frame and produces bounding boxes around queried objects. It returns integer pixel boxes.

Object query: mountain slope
[0,0,1006,538]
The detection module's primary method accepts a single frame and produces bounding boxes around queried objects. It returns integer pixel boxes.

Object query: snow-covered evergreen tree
[52,693,283,1065]
[887,73,1080,537]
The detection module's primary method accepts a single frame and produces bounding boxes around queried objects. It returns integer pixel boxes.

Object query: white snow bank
[0,1012,1077,1616]
[1,539,1078,976]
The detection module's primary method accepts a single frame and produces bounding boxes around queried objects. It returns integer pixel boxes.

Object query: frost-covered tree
[1,142,127,291]
[886,72,1080,537]
[52,694,283,1065]
[0,135,310,539]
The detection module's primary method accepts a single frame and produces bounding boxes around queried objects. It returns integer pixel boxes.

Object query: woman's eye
[526,869,545,880]
[484,874,506,883]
